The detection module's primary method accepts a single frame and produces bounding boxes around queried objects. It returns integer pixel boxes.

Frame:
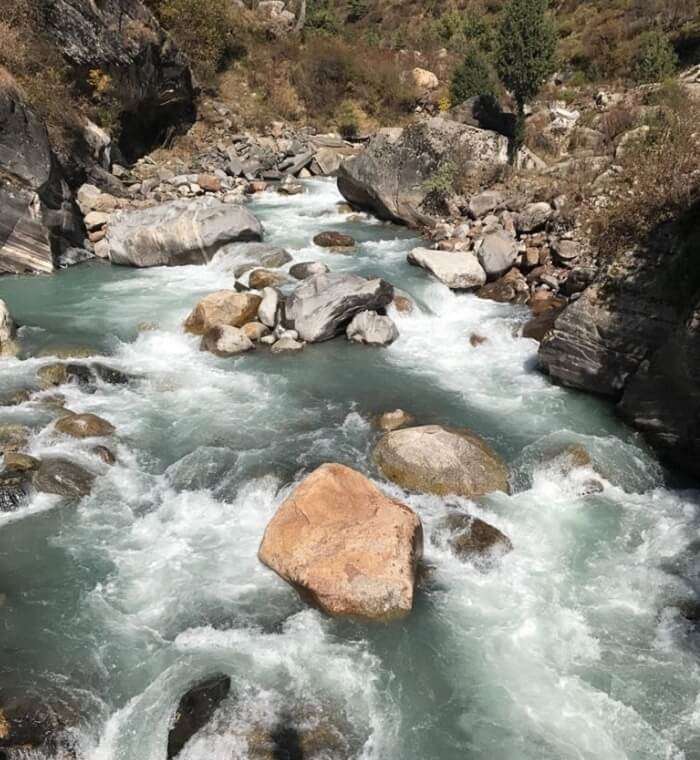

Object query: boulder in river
[289,261,330,280]
[346,311,399,346]
[376,409,414,431]
[407,248,486,290]
[184,292,262,335]
[337,117,508,226]
[55,413,115,438]
[270,337,305,353]
[200,326,255,357]
[241,322,271,342]
[107,198,263,267]
[0,300,19,357]
[0,692,80,756]
[167,674,231,759]
[257,287,280,329]
[313,231,355,248]
[248,268,290,290]
[436,511,513,562]
[0,424,31,454]
[258,463,423,620]
[284,273,394,343]
[34,457,95,498]
[373,425,510,498]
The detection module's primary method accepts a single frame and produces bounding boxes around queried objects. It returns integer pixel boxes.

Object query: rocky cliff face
[42,0,196,163]
[0,90,82,273]
[539,205,700,477]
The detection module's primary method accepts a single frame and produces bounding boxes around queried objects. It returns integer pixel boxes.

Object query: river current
[0,179,698,760]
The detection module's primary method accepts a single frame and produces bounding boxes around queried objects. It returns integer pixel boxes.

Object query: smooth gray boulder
[213,242,291,271]
[346,311,399,346]
[475,231,518,280]
[200,326,254,357]
[408,248,486,290]
[516,202,553,233]
[258,287,280,328]
[284,273,394,343]
[107,198,263,267]
[34,457,95,499]
[337,117,508,226]
[373,425,510,498]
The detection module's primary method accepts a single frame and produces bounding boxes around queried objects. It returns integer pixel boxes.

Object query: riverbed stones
[475,231,519,280]
[200,325,254,357]
[248,268,290,290]
[374,425,509,498]
[184,292,262,335]
[34,457,95,498]
[0,424,31,453]
[346,311,399,346]
[107,198,263,267]
[55,413,115,439]
[167,675,231,759]
[241,322,271,342]
[37,363,70,388]
[258,463,423,620]
[3,453,39,472]
[284,273,394,343]
[407,248,486,290]
[257,287,280,329]
[289,261,329,280]
[0,693,80,755]
[313,231,355,248]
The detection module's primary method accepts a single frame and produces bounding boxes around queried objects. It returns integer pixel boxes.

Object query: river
[0,179,698,760]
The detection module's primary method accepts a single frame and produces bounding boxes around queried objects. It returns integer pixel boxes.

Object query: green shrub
[632,31,678,83]
[157,0,246,82]
[432,9,496,54]
[450,48,497,104]
[347,0,370,22]
[306,0,341,35]
[336,100,359,138]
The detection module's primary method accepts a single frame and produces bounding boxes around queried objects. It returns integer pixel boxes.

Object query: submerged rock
[270,337,305,354]
[55,413,115,439]
[184,292,262,335]
[258,463,423,620]
[376,409,414,431]
[0,467,33,512]
[0,693,79,756]
[167,674,231,759]
[436,511,513,562]
[0,424,31,454]
[284,273,393,343]
[34,457,95,498]
[346,311,399,346]
[407,248,486,290]
[107,198,262,267]
[373,425,509,498]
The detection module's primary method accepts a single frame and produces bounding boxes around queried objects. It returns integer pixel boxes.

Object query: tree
[450,48,496,105]
[632,31,678,83]
[496,0,556,152]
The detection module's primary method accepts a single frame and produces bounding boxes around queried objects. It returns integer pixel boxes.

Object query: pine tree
[496,0,556,151]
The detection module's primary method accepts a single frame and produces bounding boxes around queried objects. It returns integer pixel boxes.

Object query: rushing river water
[0,179,698,760]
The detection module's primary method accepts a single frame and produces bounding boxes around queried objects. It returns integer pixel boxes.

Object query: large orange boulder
[258,463,423,621]
[183,291,262,335]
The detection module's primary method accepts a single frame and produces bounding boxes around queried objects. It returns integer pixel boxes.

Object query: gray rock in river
[475,231,519,280]
[284,272,394,343]
[289,261,330,280]
[346,310,399,346]
[407,247,486,290]
[337,117,508,226]
[107,198,263,267]
[200,325,255,357]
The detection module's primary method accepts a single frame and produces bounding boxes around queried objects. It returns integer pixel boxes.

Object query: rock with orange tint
[184,291,261,335]
[258,463,423,620]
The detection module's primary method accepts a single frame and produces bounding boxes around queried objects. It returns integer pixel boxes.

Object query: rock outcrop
[284,273,394,343]
[0,89,81,273]
[258,463,423,620]
[538,204,700,478]
[373,425,510,498]
[337,117,508,226]
[107,198,262,266]
[42,0,196,162]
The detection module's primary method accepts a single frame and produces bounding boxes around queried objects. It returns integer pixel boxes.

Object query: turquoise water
[0,179,698,760]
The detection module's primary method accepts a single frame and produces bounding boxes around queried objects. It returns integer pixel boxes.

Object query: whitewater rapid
[0,179,698,760]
